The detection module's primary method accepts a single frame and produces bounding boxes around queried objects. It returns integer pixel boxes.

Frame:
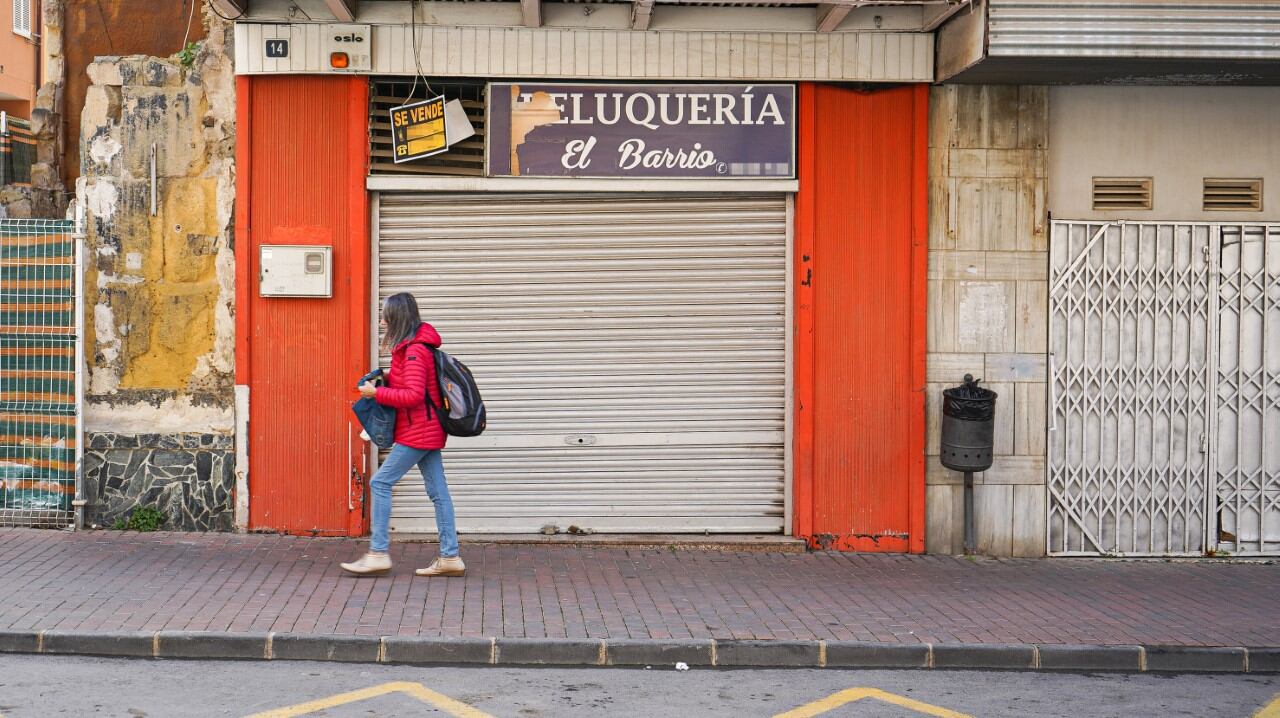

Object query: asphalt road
[0,654,1276,718]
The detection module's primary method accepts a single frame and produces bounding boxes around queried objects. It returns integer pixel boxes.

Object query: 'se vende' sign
[487,83,794,179]
[390,96,447,163]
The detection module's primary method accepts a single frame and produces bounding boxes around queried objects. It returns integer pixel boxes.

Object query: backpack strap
[412,340,442,419]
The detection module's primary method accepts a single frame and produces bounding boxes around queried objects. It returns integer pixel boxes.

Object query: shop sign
[390,96,447,163]
[487,83,794,179]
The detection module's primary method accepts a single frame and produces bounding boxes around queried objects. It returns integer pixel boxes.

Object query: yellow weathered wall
[119,177,221,389]
[79,10,236,433]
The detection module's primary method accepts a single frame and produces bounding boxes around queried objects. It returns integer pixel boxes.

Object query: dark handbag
[352,369,396,449]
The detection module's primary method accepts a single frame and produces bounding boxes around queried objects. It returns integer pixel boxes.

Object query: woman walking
[341,292,465,577]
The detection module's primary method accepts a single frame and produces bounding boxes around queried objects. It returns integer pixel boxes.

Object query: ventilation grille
[1092,177,1153,211]
[1204,178,1263,212]
[370,78,486,177]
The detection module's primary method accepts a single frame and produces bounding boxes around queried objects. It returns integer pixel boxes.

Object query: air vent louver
[1092,177,1153,211]
[1204,178,1262,212]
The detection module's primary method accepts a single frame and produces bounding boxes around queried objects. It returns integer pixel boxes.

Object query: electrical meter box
[259,245,333,298]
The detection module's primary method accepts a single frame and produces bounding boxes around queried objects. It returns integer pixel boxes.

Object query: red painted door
[238,76,370,535]
[794,83,928,552]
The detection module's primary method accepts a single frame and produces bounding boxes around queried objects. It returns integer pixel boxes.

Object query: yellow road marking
[243,681,495,718]
[773,687,972,718]
[1254,692,1280,718]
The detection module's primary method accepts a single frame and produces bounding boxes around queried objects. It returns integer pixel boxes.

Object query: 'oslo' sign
[487,83,794,179]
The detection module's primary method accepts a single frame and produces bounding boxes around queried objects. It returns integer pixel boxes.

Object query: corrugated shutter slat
[378,192,787,534]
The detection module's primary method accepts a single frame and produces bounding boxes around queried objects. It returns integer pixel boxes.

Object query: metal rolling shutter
[377,192,787,534]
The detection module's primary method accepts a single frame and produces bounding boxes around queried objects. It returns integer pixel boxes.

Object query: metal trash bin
[941,374,998,473]
[940,374,997,554]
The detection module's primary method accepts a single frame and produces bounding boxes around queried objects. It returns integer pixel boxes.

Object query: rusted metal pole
[963,471,975,555]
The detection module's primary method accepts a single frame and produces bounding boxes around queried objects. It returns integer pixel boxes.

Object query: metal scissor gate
[1049,220,1280,556]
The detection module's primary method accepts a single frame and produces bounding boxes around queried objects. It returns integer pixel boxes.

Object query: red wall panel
[239,76,370,535]
[794,83,928,552]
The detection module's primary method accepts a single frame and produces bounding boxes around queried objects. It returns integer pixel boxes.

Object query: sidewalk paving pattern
[2,528,1276,651]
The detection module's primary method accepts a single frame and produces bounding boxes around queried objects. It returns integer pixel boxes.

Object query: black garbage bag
[942,374,997,421]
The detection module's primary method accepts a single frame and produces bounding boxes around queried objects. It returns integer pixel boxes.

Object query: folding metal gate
[0,218,84,529]
[1049,220,1280,556]
[1216,225,1280,555]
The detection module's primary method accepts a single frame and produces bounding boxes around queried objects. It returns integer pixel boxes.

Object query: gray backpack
[420,344,487,437]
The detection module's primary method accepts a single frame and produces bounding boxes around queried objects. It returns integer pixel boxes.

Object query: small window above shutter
[1204,178,1263,212]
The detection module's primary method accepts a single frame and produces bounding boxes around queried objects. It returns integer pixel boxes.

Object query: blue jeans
[369,444,459,557]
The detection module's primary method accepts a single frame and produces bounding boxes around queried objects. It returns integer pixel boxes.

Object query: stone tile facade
[926,85,1049,557]
[82,432,234,531]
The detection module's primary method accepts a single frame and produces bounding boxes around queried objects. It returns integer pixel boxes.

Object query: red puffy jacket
[374,322,447,450]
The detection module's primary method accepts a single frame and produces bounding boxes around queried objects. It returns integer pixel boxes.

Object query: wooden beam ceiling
[816,3,852,32]
[521,0,543,27]
[654,0,900,6]
[209,0,246,18]
[632,0,655,30]
[923,0,970,31]
[322,0,356,22]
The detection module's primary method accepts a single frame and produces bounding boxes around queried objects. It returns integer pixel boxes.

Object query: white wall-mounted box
[259,245,333,298]
[326,23,372,72]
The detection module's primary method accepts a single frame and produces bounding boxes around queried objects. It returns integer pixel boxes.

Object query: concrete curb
[496,638,604,666]
[715,640,821,667]
[384,636,493,664]
[273,634,381,663]
[7,632,1279,673]
[932,643,1037,670]
[0,630,41,653]
[1037,644,1144,672]
[605,639,715,667]
[1144,646,1248,673]
[156,631,271,660]
[1249,647,1280,674]
[41,630,154,658]
[826,641,931,669]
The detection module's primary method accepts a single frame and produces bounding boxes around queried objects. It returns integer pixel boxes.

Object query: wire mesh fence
[0,113,36,187]
[0,218,81,529]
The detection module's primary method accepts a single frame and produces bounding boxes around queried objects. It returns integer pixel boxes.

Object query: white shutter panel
[13,0,30,36]
[377,192,788,534]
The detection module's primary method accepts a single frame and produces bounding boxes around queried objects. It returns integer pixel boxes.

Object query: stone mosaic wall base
[83,433,235,531]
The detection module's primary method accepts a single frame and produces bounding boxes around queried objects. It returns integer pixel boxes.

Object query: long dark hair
[381,292,422,351]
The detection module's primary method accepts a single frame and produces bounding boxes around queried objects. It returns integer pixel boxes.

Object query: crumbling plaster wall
[77,8,237,528]
[62,0,206,189]
[81,19,235,418]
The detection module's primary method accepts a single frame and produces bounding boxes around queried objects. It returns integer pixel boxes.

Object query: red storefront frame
[235,75,926,546]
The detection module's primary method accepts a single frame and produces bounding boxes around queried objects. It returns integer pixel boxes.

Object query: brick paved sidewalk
[1,528,1276,647]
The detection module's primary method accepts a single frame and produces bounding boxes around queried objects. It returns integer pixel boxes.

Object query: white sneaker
[340,552,392,576]
[415,556,465,577]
